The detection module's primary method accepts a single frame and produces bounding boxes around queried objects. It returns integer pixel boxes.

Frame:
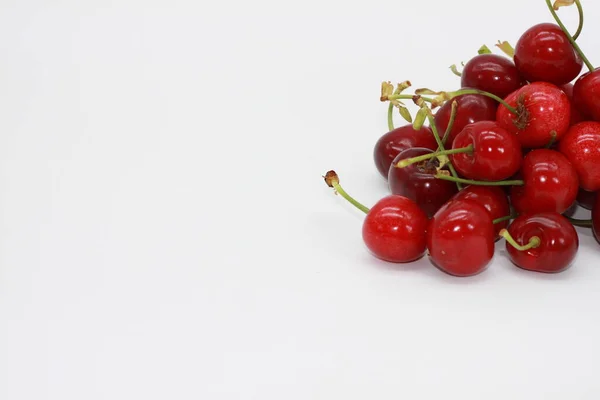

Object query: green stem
[387,94,435,104]
[566,216,593,228]
[396,145,473,168]
[441,100,459,147]
[499,229,541,251]
[424,109,463,190]
[545,131,557,149]
[324,171,370,214]
[434,174,524,186]
[573,0,584,40]
[546,0,594,71]
[493,215,516,225]
[449,89,518,115]
[387,102,394,131]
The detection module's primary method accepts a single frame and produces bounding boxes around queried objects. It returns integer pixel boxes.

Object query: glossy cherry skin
[362,195,429,263]
[577,188,597,210]
[451,185,510,239]
[573,69,600,122]
[558,122,600,191]
[426,199,495,277]
[592,195,600,243]
[450,121,522,181]
[562,83,586,126]
[505,212,578,273]
[496,82,571,148]
[388,148,458,217]
[434,94,497,146]
[510,149,579,214]
[373,125,437,179]
[514,23,583,86]
[461,54,524,99]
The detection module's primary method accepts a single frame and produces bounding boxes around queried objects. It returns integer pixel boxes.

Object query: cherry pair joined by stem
[389,147,458,218]
[373,125,437,179]
[324,171,428,263]
[501,212,578,273]
[510,149,579,215]
[496,82,571,148]
[433,94,496,146]
[427,198,495,277]
[461,54,524,99]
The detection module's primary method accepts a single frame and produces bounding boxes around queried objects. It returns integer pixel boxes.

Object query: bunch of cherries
[324,0,600,277]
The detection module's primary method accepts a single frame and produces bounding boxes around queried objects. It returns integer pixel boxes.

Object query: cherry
[496,82,571,148]
[501,212,578,273]
[433,94,497,146]
[592,195,600,244]
[388,147,458,217]
[510,149,578,214]
[450,121,522,181]
[573,69,600,122]
[324,171,428,263]
[558,122,600,191]
[561,83,586,126]
[513,23,583,86]
[426,198,495,277]
[451,185,511,239]
[461,54,524,99]
[373,125,437,179]
[577,188,597,210]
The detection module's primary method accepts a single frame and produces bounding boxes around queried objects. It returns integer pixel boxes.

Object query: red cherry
[577,188,597,210]
[561,83,586,126]
[434,94,497,146]
[461,54,524,99]
[592,195,600,244]
[426,199,495,277]
[558,121,600,191]
[373,125,437,179]
[510,149,578,214]
[573,69,600,122]
[323,171,428,263]
[496,82,571,148]
[451,185,510,239]
[362,195,429,263]
[502,213,578,273]
[389,148,458,217]
[514,23,583,86]
[450,121,522,181]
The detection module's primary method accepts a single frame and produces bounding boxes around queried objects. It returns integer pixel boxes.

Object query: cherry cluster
[324,0,600,277]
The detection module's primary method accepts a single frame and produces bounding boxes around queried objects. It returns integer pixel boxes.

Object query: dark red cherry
[592,195,600,244]
[461,54,524,99]
[388,147,458,217]
[496,82,571,148]
[426,199,495,277]
[561,83,586,126]
[558,122,600,191]
[573,69,600,122]
[373,125,437,179]
[577,188,597,210]
[452,185,510,239]
[433,94,497,146]
[450,121,522,181]
[362,195,429,263]
[510,149,578,214]
[503,213,578,273]
[514,23,583,86]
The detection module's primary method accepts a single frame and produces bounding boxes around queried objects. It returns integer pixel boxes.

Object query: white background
[1,0,599,398]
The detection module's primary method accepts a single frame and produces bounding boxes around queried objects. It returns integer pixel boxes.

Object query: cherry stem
[545,131,557,149]
[499,229,541,251]
[573,0,584,40]
[566,216,593,227]
[323,171,370,214]
[396,145,473,168]
[387,102,395,131]
[441,100,459,147]
[422,106,463,190]
[434,174,524,186]
[449,88,518,115]
[450,64,462,77]
[387,94,436,104]
[493,215,516,224]
[546,0,594,71]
